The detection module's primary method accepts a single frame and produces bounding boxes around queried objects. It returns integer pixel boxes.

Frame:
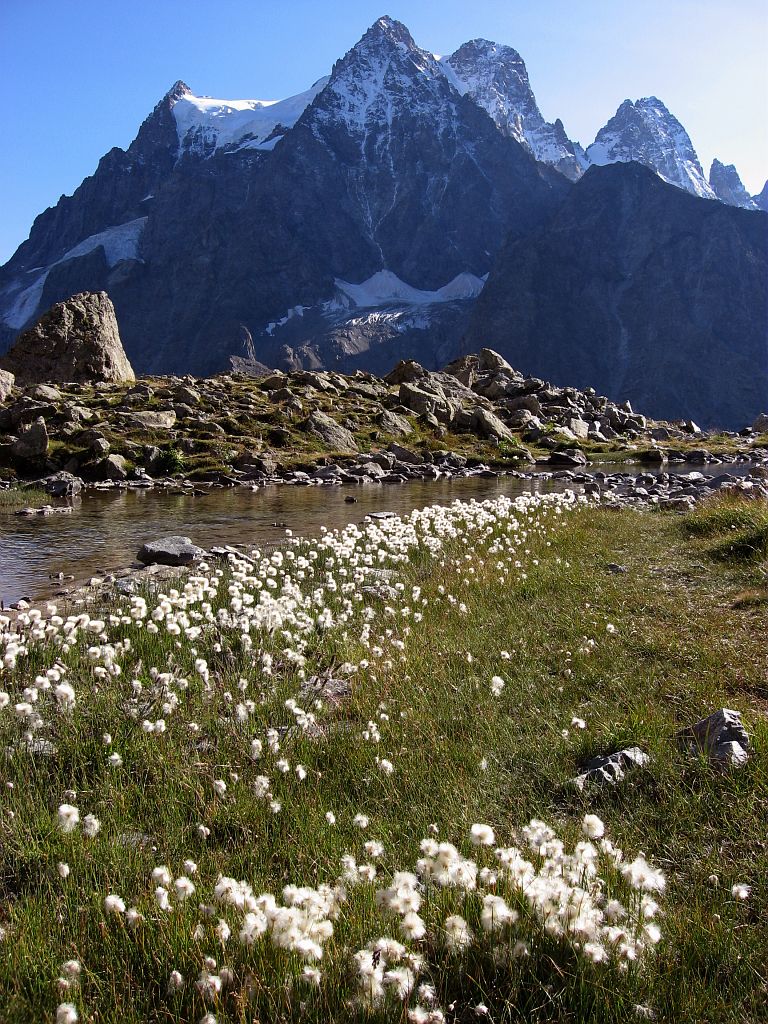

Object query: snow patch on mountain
[1,218,147,330]
[335,269,485,307]
[586,98,716,200]
[171,79,328,155]
[262,270,484,339]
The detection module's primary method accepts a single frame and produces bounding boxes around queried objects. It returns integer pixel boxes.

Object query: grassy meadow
[0,492,765,1023]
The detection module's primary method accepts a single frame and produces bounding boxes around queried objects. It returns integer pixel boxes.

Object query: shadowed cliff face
[466,162,768,429]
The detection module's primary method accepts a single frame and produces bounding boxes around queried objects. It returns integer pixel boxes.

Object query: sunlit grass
[0,499,764,1023]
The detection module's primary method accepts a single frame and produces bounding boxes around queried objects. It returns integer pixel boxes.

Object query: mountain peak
[165,80,192,104]
[587,96,715,200]
[441,37,586,181]
[362,15,417,49]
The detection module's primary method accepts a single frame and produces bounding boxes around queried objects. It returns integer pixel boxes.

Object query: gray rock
[387,443,423,465]
[0,292,135,385]
[477,348,513,373]
[130,410,177,430]
[471,407,514,441]
[137,535,205,567]
[305,410,357,452]
[96,454,128,481]
[32,384,62,402]
[752,413,768,433]
[571,747,650,790]
[377,409,413,436]
[547,448,588,466]
[38,471,83,497]
[11,417,48,459]
[676,708,750,766]
[0,369,14,402]
[385,360,428,385]
[566,417,590,440]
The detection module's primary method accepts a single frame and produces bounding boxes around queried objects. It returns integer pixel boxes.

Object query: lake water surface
[0,463,755,606]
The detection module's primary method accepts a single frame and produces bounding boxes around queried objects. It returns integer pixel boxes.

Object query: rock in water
[0,292,135,385]
[137,536,205,567]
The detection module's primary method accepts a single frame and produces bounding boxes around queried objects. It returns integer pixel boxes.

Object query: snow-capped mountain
[0,16,562,374]
[439,39,587,181]
[586,97,716,200]
[709,159,758,210]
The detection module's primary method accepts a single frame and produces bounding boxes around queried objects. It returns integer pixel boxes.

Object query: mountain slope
[466,161,768,428]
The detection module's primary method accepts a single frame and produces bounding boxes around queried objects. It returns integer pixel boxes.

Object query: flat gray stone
[137,535,205,566]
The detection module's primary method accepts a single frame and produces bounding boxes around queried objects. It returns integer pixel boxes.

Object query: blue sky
[1,0,766,264]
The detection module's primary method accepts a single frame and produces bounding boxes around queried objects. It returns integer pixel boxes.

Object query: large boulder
[0,292,135,385]
[752,413,768,433]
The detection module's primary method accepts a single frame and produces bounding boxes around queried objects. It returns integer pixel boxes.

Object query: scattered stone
[571,747,650,789]
[137,536,205,567]
[676,708,750,766]
[377,409,413,436]
[11,417,48,459]
[305,410,357,452]
[129,410,177,430]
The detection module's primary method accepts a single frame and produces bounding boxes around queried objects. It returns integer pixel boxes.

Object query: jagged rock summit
[440,39,587,181]
[0,291,135,385]
[709,159,758,210]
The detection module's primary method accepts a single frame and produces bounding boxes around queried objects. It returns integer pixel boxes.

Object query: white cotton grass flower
[152,865,172,887]
[56,1004,79,1024]
[444,914,473,950]
[470,823,495,847]
[57,862,70,879]
[173,876,195,901]
[354,814,370,829]
[582,814,605,839]
[731,883,751,900]
[168,969,184,994]
[490,675,505,696]
[104,894,125,915]
[57,804,80,833]
[82,814,101,838]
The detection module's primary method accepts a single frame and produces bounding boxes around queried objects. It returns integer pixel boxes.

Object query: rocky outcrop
[0,292,135,385]
[709,160,758,210]
[467,163,768,429]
